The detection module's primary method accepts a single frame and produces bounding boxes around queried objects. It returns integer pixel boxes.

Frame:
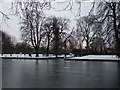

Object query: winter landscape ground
[0,54,120,61]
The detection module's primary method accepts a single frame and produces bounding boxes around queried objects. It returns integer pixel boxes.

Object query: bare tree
[76,15,98,54]
[15,1,47,57]
[61,28,76,57]
[43,16,70,58]
[95,1,120,57]
[43,18,54,56]
[71,28,84,55]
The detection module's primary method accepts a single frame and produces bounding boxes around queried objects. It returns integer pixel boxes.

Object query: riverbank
[0,54,120,62]
[0,54,70,60]
[65,55,120,62]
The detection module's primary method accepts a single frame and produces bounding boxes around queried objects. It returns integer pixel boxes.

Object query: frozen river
[2,59,120,88]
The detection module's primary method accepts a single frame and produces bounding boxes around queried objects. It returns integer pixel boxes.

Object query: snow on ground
[0,54,120,61]
[68,55,120,60]
[0,54,73,58]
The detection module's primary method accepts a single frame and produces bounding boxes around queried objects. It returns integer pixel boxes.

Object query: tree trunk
[54,29,59,58]
[64,40,67,58]
[55,39,58,58]
[113,3,120,57]
[46,36,50,56]
[80,43,83,56]
[86,41,89,55]
[35,47,39,57]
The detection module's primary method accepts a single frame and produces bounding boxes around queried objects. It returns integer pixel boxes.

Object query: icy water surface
[2,59,120,88]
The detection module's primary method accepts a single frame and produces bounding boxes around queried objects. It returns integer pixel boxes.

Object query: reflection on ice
[2,59,119,88]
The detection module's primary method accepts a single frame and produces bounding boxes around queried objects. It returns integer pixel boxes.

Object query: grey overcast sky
[0,1,92,42]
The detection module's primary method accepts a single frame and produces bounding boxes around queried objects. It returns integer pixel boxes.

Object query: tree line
[0,14,116,57]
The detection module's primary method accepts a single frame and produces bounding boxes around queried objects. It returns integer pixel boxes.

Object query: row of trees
[1,27,113,56]
[1,30,71,55]
[11,1,73,57]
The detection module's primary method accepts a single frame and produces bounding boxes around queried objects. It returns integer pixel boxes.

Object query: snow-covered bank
[0,54,120,61]
[65,55,120,61]
[0,54,56,58]
[0,54,73,59]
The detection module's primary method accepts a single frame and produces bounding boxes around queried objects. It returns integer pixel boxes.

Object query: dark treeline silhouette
[1,31,14,54]
[1,30,116,56]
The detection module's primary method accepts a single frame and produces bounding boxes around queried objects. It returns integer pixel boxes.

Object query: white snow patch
[0,54,72,58]
[68,55,120,60]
